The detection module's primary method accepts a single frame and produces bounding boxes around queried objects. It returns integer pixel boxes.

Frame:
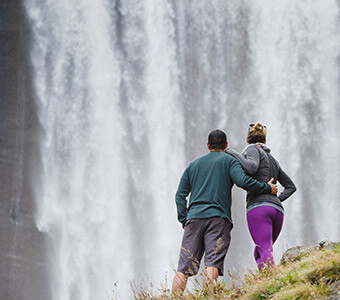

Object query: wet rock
[281,241,340,265]
[280,243,319,264]
[320,240,340,251]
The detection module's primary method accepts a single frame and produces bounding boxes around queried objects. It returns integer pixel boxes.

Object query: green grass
[131,244,340,300]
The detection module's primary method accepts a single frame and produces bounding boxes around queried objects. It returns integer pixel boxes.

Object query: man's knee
[178,261,200,276]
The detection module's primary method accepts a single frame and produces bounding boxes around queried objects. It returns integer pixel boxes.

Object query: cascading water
[24,0,340,299]
[25,1,184,298]
[245,0,340,245]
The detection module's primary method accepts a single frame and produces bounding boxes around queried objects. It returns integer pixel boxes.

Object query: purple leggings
[247,206,284,269]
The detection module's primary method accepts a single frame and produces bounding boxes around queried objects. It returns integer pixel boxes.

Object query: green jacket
[175,151,271,227]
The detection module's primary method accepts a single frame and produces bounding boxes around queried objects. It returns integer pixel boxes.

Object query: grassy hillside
[132,242,340,300]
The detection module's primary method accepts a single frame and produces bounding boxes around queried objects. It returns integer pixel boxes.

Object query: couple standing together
[172,123,297,294]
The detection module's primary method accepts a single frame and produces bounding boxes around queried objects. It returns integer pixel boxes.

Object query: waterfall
[24,0,340,299]
[245,0,340,244]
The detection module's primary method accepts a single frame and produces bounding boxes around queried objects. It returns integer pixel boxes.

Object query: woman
[227,123,296,269]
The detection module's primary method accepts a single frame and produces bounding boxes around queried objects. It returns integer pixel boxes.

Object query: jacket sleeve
[175,167,191,227]
[277,168,297,201]
[229,158,271,194]
[226,145,260,175]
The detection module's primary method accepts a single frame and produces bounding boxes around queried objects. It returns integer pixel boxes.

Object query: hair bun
[254,123,264,132]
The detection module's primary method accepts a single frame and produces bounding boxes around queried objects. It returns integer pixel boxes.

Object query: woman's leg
[272,210,284,244]
[247,206,276,268]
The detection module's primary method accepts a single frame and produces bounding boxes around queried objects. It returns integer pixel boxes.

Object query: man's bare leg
[172,272,187,295]
[204,266,219,287]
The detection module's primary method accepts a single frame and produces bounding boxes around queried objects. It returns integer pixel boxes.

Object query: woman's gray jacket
[226,143,296,210]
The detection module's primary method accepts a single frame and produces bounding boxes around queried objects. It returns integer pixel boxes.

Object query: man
[172,129,277,294]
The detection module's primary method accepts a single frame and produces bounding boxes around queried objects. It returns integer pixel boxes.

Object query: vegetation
[131,244,340,300]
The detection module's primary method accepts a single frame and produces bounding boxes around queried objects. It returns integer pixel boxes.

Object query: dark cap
[208,129,227,149]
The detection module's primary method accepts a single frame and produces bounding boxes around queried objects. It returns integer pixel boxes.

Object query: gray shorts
[177,217,232,276]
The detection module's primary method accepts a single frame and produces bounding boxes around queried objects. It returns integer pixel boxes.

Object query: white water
[25,1,340,299]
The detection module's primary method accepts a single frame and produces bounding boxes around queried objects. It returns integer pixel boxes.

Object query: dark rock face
[280,240,340,264]
[319,241,340,251]
[0,1,50,299]
[280,243,319,264]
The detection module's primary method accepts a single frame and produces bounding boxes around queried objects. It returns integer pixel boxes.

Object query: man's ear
[207,142,211,150]
[224,142,228,150]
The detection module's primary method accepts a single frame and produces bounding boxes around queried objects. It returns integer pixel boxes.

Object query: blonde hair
[247,122,266,144]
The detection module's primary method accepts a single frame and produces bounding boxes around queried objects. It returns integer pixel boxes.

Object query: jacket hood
[244,142,271,153]
[256,142,271,152]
